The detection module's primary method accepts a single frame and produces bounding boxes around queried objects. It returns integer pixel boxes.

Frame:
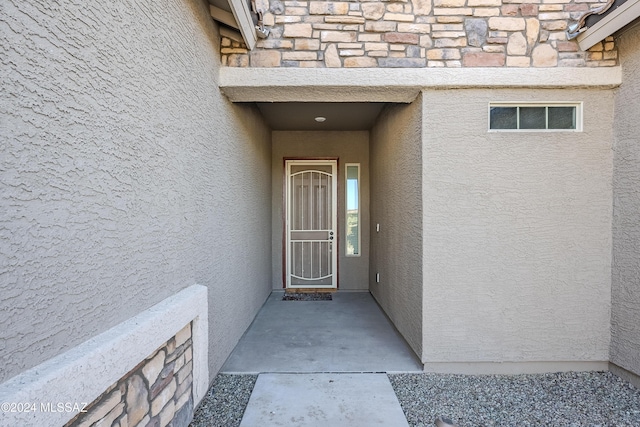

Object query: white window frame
[345,163,361,257]
[488,102,583,132]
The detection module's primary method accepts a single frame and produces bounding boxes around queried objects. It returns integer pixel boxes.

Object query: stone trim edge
[0,285,209,427]
[219,66,622,102]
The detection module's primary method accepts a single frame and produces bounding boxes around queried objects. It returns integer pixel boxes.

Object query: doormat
[282,293,333,301]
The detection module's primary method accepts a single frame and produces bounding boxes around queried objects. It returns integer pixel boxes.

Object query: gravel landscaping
[389,371,640,427]
[190,374,257,427]
[191,371,640,427]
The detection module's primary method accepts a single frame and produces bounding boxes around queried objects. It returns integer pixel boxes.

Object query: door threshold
[285,288,337,293]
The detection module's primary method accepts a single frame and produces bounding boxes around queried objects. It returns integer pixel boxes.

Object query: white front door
[286,160,337,289]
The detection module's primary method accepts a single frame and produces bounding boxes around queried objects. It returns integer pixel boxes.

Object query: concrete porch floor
[221,291,422,374]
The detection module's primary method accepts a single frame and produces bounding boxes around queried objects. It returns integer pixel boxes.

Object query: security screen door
[286,160,337,289]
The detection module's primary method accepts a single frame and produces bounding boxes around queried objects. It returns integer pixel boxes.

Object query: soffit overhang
[219,67,622,103]
[209,0,257,49]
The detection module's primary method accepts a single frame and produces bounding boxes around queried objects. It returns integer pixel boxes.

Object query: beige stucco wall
[421,88,613,367]
[369,98,424,359]
[611,21,640,378]
[0,0,272,384]
[271,131,370,290]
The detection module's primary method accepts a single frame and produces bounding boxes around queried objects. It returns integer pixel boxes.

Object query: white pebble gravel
[389,371,640,427]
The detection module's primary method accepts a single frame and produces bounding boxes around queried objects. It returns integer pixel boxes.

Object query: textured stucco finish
[611,22,640,377]
[272,131,370,290]
[421,89,612,365]
[219,67,622,103]
[1,0,271,384]
[369,99,424,359]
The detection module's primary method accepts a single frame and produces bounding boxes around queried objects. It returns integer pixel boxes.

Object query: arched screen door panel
[286,160,337,289]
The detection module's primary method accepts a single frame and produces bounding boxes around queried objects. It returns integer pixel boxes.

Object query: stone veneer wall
[222,0,617,67]
[65,323,193,427]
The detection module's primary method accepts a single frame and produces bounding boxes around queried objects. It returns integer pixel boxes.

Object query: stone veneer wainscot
[65,323,194,427]
[221,0,617,68]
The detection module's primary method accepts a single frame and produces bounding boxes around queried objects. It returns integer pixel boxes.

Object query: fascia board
[210,5,239,29]
[227,0,257,50]
[577,0,640,50]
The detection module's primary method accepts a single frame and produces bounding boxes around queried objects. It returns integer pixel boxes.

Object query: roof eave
[577,0,640,50]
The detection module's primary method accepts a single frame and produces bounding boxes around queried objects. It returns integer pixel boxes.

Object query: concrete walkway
[221,291,421,426]
[240,373,410,427]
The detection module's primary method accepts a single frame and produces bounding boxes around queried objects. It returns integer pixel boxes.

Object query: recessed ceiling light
[314,116,326,122]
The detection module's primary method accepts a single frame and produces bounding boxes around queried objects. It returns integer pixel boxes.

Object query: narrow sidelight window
[345,163,360,256]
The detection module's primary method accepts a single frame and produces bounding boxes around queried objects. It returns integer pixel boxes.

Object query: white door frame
[285,159,338,289]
